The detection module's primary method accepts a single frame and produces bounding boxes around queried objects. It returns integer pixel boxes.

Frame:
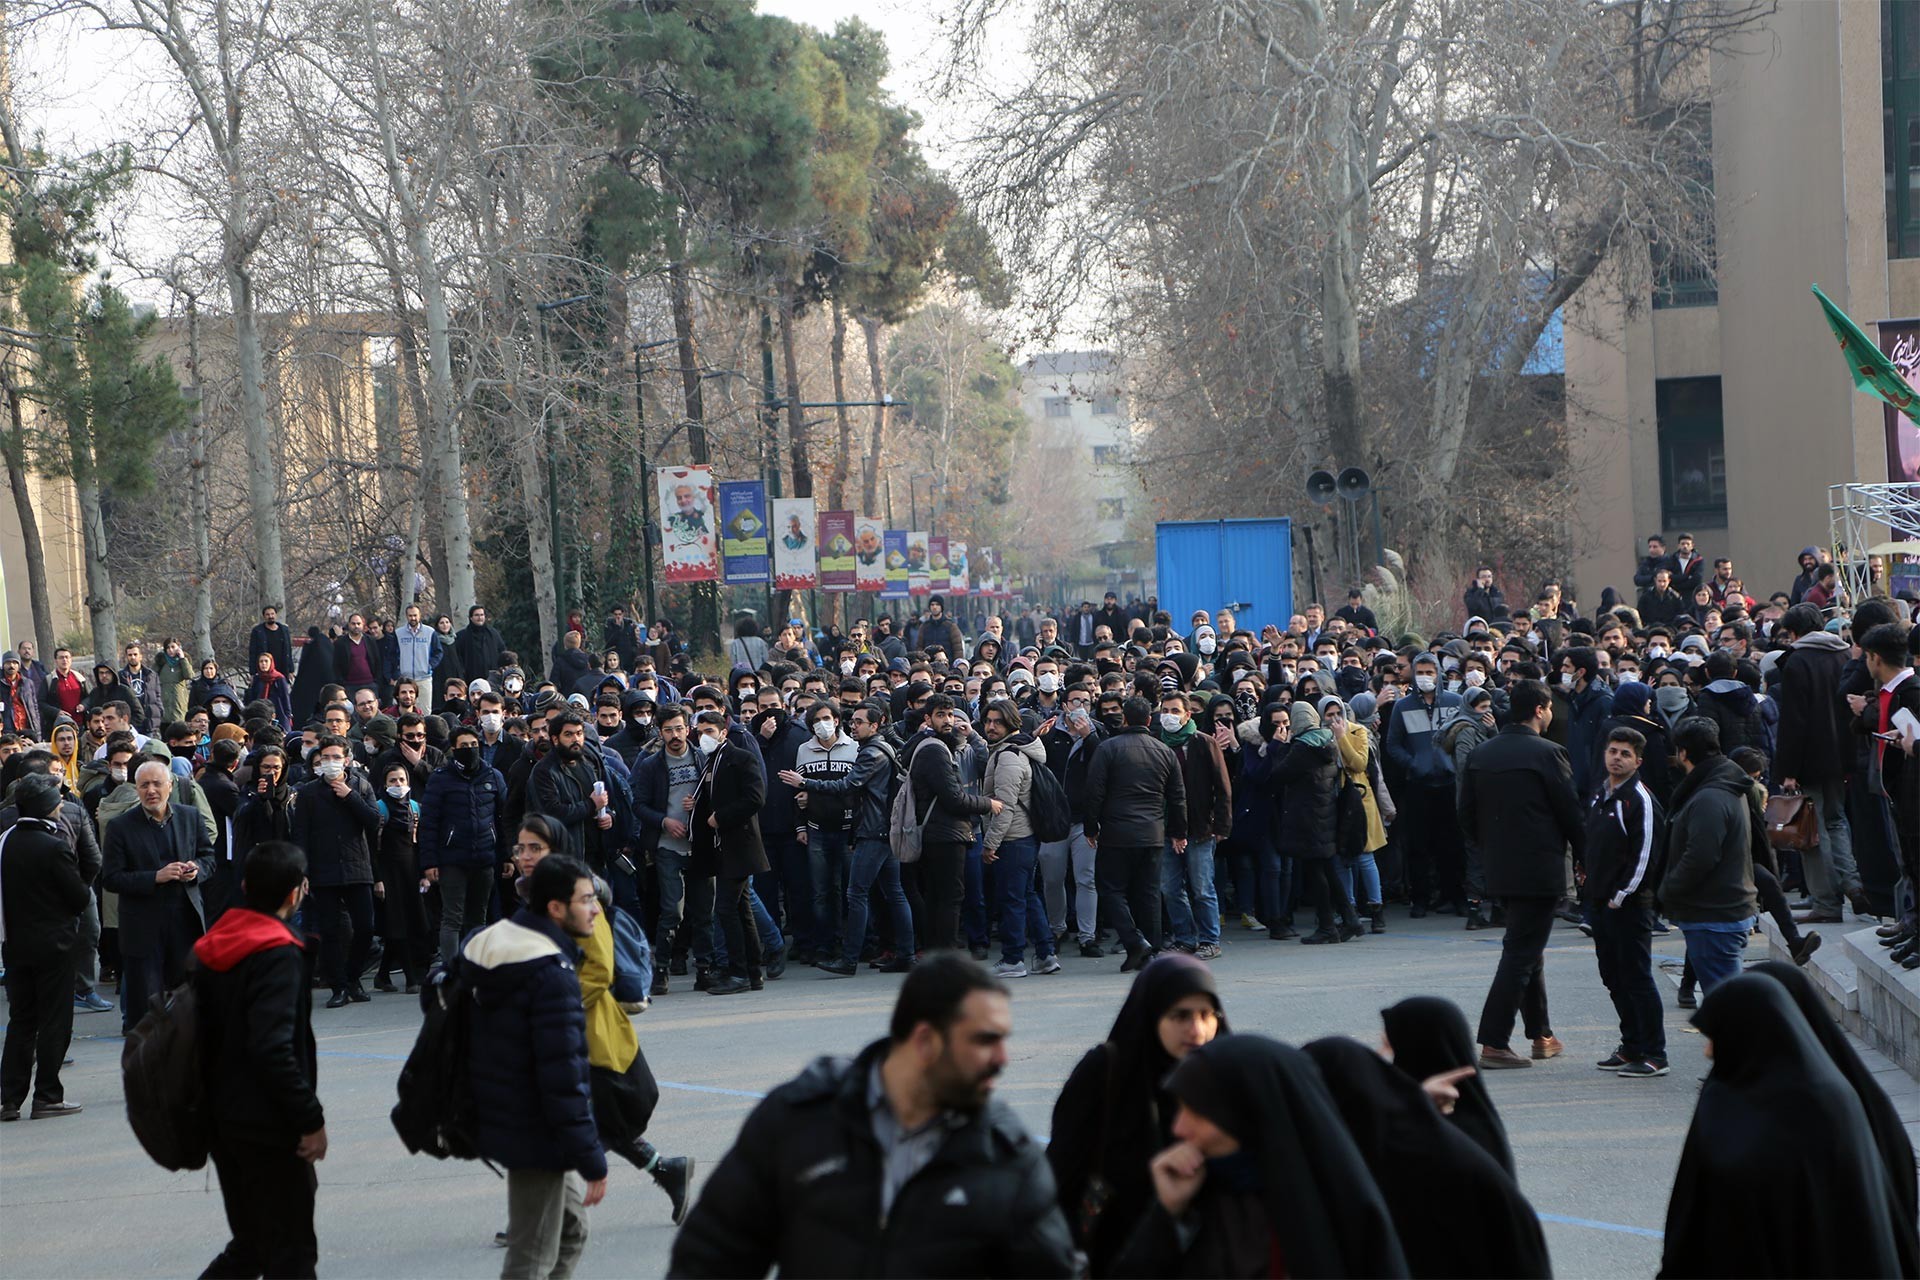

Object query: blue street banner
[718,480,770,585]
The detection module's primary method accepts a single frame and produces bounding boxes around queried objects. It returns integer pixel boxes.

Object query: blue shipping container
[1155,519,1294,637]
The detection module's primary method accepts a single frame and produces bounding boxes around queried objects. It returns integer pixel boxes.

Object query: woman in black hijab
[1113,1034,1408,1279]
[1380,995,1514,1174]
[287,626,335,724]
[1751,961,1918,1237]
[1661,975,1918,1279]
[1050,954,1228,1277]
[1303,1037,1551,1278]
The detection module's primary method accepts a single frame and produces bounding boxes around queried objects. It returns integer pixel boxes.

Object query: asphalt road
[0,911,1707,1278]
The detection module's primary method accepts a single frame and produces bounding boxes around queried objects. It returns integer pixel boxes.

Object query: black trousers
[376,852,432,985]
[311,884,375,994]
[121,927,196,1036]
[1096,844,1163,954]
[591,1045,661,1155]
[1300,858,1358,932]
[714,875,762,979]
[1476,895,1557,1049]
[919,840,969,953]
[202,1137,318,1279]
[1591,903,1666,1062]
[1,944,75,1108]
[1404,782,1464,907]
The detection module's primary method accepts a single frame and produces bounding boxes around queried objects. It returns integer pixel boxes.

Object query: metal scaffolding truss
[1829,483,1920,603]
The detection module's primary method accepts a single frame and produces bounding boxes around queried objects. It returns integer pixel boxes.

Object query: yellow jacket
[579,910,639,1073]
[1333,721,1388,853]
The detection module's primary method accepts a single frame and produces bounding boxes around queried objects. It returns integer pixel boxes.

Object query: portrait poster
[657,466,718,584]
[717,480,770,585]
[947,540,969,597]
[908,531,931,596]
[854,516,886,592]
[771,498,818,589]
[1880,317,1920,483]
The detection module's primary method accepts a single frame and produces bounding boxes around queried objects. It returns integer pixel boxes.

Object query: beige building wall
[1,463,87,651]
[1568,0,1895,601]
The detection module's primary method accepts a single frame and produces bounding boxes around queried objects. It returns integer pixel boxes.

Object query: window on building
[1044,396,1071,418]
[1657,377,1727,528]
[1092,444,1122,465]
[1096,498,1125,521]
[1092,394,1121,416]
[1650,106,1715,308]
[1886,0,1920,257]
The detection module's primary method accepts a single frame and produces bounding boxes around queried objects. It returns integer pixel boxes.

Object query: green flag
[1813,283,1920,425]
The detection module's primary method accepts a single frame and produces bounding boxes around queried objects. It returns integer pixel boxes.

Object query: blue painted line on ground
[1536,1211,1664,1240]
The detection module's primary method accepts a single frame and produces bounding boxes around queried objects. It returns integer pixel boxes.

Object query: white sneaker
[991,960,1028,979]
[1031,955,1063,975]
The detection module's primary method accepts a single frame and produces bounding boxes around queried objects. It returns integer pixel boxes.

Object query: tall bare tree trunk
[184,296,215,659]
[62,414,115,663]
[0,363,55,661]
[509,333,560,677]
[779,297,813,500]
[859,315,889,514]
[828,297,851,510]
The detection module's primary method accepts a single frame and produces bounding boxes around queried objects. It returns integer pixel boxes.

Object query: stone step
[1755,910,1860,1032]
[1843,925,1920,1080]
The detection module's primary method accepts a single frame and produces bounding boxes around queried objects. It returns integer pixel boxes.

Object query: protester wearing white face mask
[792,704,857,963]
[1383,653,1465,920]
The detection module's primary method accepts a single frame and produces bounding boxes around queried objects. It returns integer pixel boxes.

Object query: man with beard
[668,953,1076,1278]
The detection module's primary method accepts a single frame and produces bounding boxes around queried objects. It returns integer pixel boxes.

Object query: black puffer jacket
[1272,733,1339,860]
[669,1039,1076,1279]
[1083,727,1187,847]
[908,731,994,846]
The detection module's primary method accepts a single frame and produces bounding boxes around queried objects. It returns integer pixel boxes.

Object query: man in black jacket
[190,840,326,1276]
[1583,728,1667,1078]
[1661,717,1759,994]
[289,735,382,1009]
[907,694,999,953]
[103,760,216,1034]
[917,596,968,667]
[1084,695,1188,972]
[692,711,770,996]
[451,604,506,686]
[0,776,93,1120]
[782,700,914,977]
[1773,604,1867,921]
[669,953,1076,1279]
[1039,684,1106,957]
[1458,680,1584,1069]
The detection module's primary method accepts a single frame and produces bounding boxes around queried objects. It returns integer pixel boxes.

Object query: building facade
[1018,350,1154,602]
[1567,0,1920,602]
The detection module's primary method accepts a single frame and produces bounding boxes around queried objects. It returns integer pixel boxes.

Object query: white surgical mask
[479,712,504,734]
[839,660,855,675]
[697,734,721,756]
[387,784,409,800]
[812,719,836,742]
[1197,637,1216,654]
[1414,674,1436,693]
[110,766,127,783]
[1159,712,1185,733]
[317,760,345,779]
[1647,645,1668,659]
[738,686,756,698]
[1464,670,1486,687]
[211,702,231,717]
[1561,672,1577,689]
[505,678,523,693]
[1037,673,1060,693]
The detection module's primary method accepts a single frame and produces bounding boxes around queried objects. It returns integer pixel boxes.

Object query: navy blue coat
[416,759,508,871]
[463,909,606,1179]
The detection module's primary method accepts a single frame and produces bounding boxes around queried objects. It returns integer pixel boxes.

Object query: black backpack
[391,959,486,1164]
[1027,757,1072,843]
[122,982,209,1172]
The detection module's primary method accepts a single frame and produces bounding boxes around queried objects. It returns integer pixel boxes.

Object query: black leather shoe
[650,972,669,996]
[346,985,372,1004]
[325,991,351,1009]
[1301,929,1341,945]
[706,975,750,995]
[669,956,689,977]
[652,1156,694,1225]
[764,942,788,980]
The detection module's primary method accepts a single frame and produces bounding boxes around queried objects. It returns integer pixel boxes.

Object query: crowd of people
[1,538,1919,1275]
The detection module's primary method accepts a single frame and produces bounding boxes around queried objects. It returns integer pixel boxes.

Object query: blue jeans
[993,835,1053,965]
[963,829,992,949]
[1340,851,1382,906]
[807,830,850,957]
[1679,920,1751,994]
[843,838,914,964]
[713,883,784,970]
[1160,838,1220,948]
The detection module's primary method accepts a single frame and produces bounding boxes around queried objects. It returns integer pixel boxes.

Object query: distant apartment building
[1018,350,1153,601]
